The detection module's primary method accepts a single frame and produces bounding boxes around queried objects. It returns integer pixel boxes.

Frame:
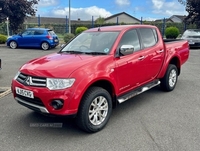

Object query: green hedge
[165,26,180,39]
[63,33,75,43]
[75,26,88,35]
[0,34,7,44]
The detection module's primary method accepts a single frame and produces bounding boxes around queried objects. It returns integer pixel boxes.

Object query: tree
[0,0,39,33]
[95,17,105,25]
[178,0,200,28]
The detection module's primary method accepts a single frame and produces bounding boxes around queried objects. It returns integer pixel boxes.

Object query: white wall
[105,14,140,24]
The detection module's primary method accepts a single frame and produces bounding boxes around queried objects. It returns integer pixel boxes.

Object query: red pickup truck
[11,25,189,133]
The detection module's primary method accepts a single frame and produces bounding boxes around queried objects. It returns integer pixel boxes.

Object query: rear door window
[139,28,157,48]
[34,30,44,35]
[152,28,158,42]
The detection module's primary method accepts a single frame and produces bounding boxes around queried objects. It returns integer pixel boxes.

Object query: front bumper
[187,39,200,47]
[189,43,200,47]
[11,80,77,116]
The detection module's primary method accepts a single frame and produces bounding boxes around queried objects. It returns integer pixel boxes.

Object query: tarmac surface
[0,46,200,151]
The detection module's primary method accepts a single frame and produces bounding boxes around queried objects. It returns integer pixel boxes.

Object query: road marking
[0,87,12,99]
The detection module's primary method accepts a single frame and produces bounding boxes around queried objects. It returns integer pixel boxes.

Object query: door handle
[156,49,164,53]
[138,56,145,60]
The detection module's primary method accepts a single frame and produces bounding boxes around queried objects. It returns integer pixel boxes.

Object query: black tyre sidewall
[10,41,17,49]
[76,87,112,133]
[161,64,178,91]
[41,42,49,50]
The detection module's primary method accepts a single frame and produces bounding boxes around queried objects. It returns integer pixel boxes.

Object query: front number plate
[189,41,195,44]
[16,87,34,99]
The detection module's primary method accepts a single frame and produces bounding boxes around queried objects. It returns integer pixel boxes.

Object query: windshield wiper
[84,51,107,55]
[60,50,84,54]
[59,50,107,55]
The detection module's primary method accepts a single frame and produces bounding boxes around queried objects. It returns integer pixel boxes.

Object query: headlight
[14,71,20,80]
[46,78,75,90]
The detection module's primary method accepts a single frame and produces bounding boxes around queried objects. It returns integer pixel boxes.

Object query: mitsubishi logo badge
[25,76,32,85]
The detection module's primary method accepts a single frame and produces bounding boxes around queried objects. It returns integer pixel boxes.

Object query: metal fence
[0,20,197,37]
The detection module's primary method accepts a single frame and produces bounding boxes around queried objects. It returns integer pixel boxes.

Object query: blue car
[7,28,59,50]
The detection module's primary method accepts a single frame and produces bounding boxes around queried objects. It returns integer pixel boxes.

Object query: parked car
[6,28,59,50]
[11,25,189,133]
[181,29,200,47]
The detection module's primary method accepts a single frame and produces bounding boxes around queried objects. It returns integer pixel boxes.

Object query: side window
[22,30,34,36]
[34,30,44,35]
[119,29,140,51]
[139,28,157,48]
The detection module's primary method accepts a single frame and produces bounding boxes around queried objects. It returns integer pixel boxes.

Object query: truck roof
[86,24,157,32]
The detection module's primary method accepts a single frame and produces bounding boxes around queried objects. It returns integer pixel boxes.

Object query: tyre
[160,64,178,91]
[41,42,50,50]
[9,41,17,49]
[76,86,112,133]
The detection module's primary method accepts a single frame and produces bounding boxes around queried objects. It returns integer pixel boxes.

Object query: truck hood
[20,53,104,78]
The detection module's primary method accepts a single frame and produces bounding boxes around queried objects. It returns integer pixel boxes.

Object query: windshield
[60,31,119,55]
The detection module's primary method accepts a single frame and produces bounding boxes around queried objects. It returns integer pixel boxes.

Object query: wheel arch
[159,56,181,78]
[8,40,18,48]
[80,79,117,109]
[169,56,181,75]
[40,40,50,46]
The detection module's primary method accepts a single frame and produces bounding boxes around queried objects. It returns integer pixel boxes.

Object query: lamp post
[68,0,71,33]
[6,17,9,37]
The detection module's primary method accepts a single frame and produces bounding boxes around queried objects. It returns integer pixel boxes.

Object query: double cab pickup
[11,25,190,133]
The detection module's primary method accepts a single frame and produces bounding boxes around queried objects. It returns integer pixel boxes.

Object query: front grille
[16,94,45,107]
[188,36,200,38]
[17,73,46,87]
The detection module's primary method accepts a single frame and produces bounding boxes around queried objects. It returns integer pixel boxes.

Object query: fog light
[50,100,64,110]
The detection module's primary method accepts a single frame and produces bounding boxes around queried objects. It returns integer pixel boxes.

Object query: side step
[117,80,160,103]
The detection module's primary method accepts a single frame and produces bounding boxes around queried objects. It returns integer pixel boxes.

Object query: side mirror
[119,45,134,56]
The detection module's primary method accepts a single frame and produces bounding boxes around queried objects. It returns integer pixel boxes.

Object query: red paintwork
[11,25,190,116]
